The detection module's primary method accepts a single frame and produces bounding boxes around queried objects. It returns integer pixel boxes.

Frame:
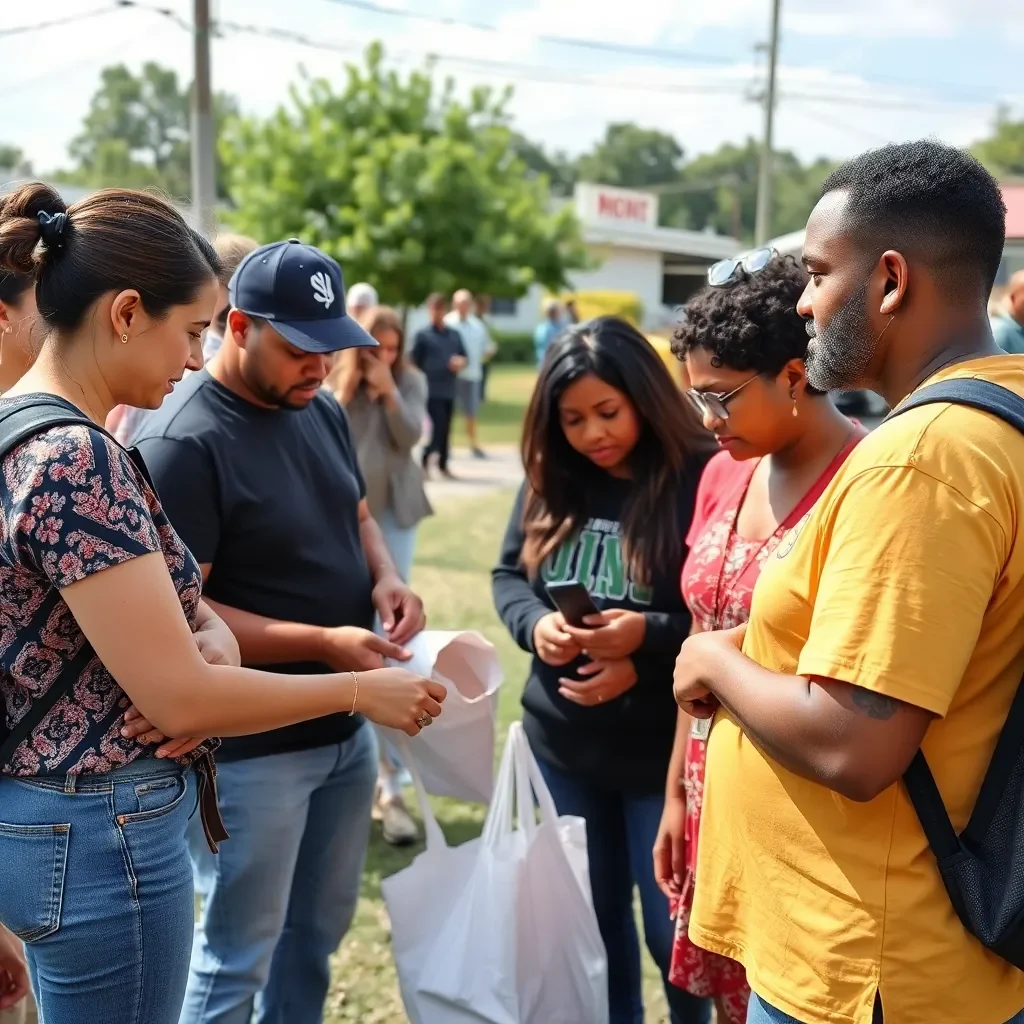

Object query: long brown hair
[520,316,713,581]
[359,305,407,380]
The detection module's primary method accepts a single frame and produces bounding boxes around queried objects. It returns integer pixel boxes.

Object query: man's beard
[804,280,877,393]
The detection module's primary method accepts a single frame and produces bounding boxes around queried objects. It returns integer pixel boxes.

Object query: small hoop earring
[121,333,129,344]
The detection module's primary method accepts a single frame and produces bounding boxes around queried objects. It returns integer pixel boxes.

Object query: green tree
[59,62,238,199]
[0,144,32,177]
[510,132,577,197]
[219,44,588,306]
[973,107,1024,179]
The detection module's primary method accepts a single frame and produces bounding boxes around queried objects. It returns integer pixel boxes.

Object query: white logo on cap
[310,271,335,309]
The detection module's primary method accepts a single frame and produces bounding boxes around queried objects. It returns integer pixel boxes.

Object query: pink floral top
[0,396,203,776]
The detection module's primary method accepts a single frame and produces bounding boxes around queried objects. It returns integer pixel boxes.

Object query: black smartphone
[545,581,601,628]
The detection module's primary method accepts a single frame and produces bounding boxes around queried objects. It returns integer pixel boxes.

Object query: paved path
[423,445,524,503]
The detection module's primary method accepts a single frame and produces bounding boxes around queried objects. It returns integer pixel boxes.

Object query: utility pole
[190,0,217,236]
[754,0,781,246]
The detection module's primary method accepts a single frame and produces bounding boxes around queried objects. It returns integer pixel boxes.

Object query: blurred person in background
[446,287,495,459]
[565,297,581,325]
[106,232,258,444]
[992,270,1024,354]
[493,317,715,1024]
[346,281,379,322]
[653,252,866,1024]
[328,304,433,845]
[476,293,496,403]
[412,292,466,478]
[534,298,563,366]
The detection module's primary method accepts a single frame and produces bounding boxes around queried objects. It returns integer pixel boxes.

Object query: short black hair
[820,140,1006,296]
[671,255,819,389]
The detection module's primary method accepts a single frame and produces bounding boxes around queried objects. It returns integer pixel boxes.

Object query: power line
[0,5,121,38]
[91,2,1020,116]
[319,0,738,66]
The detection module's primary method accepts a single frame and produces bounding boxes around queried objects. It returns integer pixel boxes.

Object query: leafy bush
[490,329,535,364]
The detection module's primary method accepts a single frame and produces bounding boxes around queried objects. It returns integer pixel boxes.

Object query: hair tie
[37,210,68,250]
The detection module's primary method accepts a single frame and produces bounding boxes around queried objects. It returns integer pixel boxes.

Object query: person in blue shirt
[992,270,1024,354]
[534,299,564,366]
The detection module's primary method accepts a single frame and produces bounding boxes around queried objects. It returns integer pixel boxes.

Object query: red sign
[597,191,651,224]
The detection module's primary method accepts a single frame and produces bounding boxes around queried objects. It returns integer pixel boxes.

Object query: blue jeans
[0,758,196,1024]
[537,759,712,1024]
[746,993,1024,1023]
[375,507,417,584]
[180,724,378,1024]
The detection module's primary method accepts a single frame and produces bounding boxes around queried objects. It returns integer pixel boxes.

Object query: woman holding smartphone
[492,317,715,1024]
[653,251,866,1024]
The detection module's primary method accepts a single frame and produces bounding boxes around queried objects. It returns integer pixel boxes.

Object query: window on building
[489,297,518,316]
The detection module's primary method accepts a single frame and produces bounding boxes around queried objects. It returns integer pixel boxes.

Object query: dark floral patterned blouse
[0,396,203,776]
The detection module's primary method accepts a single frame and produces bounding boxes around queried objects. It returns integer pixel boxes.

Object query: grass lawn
[325,488,672,1023]
[464,364,537,447]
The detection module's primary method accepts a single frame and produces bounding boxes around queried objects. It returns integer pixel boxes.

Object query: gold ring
[416,712,433,729]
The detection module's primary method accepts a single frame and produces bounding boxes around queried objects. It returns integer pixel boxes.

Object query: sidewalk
[422,445,524,502]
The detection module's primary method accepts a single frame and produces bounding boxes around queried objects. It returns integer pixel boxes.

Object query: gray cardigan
[344,365,433,530]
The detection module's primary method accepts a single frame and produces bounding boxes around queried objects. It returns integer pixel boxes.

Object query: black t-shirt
[135,370,372,761]
[492,467,706,794]
[411,324,465,401]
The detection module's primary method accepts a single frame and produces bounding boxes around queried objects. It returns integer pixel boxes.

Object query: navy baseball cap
[228,239,377,354]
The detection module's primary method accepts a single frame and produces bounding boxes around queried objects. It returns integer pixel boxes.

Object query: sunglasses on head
[706,247,778,288]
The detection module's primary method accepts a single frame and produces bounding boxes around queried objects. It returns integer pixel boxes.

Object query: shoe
[441,466,457,480]
[472,447,487,459]
[381,797,420,846]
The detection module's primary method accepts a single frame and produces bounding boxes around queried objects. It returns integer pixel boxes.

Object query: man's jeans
[746,993,1024,1024]
[179,725,378,1024]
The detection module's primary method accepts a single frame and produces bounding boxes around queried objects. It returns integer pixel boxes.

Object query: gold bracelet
[348,671,360,716]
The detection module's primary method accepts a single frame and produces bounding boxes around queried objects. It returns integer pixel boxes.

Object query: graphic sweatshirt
[492,466,705,793]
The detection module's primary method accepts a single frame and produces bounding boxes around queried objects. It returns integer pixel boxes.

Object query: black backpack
[0,396,145,769]
[888,377,1024,971]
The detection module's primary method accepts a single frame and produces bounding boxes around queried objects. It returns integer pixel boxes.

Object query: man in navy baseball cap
[134,239,426,1022]
[229,238,377,355]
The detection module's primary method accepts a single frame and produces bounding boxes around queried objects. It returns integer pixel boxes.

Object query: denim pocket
[117,773,188,826]
[0,821,70,941]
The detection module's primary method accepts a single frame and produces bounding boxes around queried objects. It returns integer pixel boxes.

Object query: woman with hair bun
[652,252,866,1024]
[0,183,444,1023]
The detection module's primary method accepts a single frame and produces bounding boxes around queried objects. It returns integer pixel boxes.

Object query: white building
[409,183,741,336]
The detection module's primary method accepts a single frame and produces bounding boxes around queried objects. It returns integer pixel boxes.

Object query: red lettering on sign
[597,192,649,223]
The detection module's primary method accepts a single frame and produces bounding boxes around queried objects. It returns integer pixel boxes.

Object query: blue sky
[4,0,1023,176]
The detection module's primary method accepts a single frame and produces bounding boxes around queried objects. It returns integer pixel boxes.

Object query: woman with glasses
[653,252,867,1024]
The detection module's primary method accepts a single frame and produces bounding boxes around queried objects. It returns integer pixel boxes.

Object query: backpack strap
[886,377,1024,432]
[0,397,125,770]
[889,377,1024,851]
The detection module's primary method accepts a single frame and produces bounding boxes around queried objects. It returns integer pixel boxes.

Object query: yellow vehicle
[647,334,687,389]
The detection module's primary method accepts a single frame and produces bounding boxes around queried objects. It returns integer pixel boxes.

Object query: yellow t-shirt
[690,356,1024,1024]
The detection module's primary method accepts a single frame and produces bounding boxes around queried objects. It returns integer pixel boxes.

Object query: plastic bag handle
[397,737,448,851]
[481,723,519,848]
[508,722,562,830]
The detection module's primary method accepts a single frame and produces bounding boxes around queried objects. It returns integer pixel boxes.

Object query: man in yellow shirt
[673,139,1024,1024]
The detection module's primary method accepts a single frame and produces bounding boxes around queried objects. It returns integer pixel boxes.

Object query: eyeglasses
[706,247,777,288]
[685,374,758,421]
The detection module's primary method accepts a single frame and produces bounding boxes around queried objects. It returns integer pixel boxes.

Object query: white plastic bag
[382,722,609,1024]
[384,630,502,804]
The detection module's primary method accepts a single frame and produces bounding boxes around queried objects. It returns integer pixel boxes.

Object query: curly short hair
[671,254,812,382]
